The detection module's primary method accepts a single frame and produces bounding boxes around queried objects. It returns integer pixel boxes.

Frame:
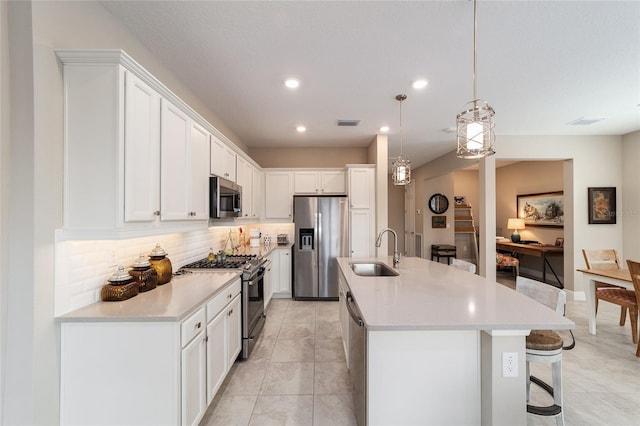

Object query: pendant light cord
[473,0,478,102]
[395,94,407,157]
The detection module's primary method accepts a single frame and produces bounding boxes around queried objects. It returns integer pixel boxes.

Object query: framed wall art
[432,215,446,229]
[516,191,564,227]
[588,187,616,224]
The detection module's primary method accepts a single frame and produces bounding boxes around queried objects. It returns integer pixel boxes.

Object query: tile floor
[201,274,640,426]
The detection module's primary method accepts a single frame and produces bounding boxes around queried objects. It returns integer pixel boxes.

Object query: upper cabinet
[265,171,294,220]
[57,49,220,239]
[236,156,253,219]
[293,170,345,195]
[347,165,376,257]
[210,136,237,182]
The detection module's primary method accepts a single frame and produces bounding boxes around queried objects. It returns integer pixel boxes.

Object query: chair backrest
[516,276,566,315]
[625,259,640,297]
[451,258,476,274]
[582,249,621,270]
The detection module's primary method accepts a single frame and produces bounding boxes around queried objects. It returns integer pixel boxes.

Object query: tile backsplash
[55,223,294,316]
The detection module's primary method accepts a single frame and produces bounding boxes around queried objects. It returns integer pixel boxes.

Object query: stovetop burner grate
[182,254,259,270]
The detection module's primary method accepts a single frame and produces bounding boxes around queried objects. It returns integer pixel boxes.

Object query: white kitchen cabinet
[59,277,242,426]
[236,156,253,219]
[210,136,237,182]
[265,171,294,220]
[189,122,210,220]
[205,279,241,404]
[263,255,274,308]
[294,170,345,194]
[57,49,214,239]
[124,71,161,223]
[270,248,292,296]
[348,166,376,257]
[252,166,262,220]
[181,308,207,426]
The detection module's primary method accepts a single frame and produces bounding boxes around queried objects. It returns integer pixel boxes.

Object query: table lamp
[507,218,525,243]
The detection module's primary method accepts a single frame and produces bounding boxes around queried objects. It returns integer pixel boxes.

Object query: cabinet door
[348,167,374,209]
[265,172,293,219]
[206,311,227,405]
[210,136,225,177]
[181,331,206,426]
[350,209,372,257]
[161,99,191,221]
[236,156,252,218]
[278,250,292,293]
[320,171,346,194]
[252,167,262,219]
[294,171,319,194]
[223,146,237,182]
[227,295,242,365]
[189,122,210,220]
[264,257,273,309]
[124,72,161,222]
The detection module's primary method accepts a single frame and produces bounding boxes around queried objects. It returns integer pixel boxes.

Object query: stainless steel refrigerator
[293,195,349,299]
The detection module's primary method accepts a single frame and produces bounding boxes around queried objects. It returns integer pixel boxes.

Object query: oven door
[242,266,266,359]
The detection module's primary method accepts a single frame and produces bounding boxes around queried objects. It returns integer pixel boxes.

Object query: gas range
[181,254,266,280]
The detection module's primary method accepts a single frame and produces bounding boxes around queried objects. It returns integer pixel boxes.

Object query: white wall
[622,130,640,264]
[422,174,455,261]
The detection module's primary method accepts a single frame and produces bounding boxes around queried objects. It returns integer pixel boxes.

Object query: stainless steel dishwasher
[347,291,367,426]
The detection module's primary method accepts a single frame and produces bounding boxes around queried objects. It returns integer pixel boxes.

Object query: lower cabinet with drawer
[59,277,242,426]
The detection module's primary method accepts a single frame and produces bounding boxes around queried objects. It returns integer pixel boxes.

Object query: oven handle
[346,291,364,327]
[246,267,266,286]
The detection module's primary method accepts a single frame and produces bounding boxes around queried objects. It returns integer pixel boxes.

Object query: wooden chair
[624,260,640,357]
[582,249,638,343]
[516,276,568,426]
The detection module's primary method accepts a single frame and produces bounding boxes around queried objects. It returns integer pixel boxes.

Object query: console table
[496,242,564,287]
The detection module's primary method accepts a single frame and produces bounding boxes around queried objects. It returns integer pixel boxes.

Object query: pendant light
[392,94,411,185]
[456,0,495,159]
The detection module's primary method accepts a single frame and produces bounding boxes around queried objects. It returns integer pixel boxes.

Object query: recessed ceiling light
[296,126,306,133]
[380,126,390,132]
[285,79,300,89]
[412,79,428,89]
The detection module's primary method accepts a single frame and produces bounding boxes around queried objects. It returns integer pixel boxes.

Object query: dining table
[576,267,633,335]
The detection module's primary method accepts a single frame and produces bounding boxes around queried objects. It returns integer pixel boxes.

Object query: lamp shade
[507,218,525,230]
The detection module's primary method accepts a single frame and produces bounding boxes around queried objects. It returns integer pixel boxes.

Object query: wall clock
[428,193,449,214]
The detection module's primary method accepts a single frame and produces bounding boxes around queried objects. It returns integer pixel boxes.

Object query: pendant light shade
[456,0,496,159]
[392,94,411,186]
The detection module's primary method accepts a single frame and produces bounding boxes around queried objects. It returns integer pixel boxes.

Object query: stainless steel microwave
[210,176,242,219]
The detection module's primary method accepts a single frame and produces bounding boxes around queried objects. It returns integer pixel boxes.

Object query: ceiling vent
[337,120,360,127]
[567,117,606,126]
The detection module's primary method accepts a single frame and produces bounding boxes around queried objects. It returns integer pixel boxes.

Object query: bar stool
[516,276,569,426]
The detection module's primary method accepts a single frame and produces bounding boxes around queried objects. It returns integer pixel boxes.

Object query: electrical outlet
[502,352,518,377]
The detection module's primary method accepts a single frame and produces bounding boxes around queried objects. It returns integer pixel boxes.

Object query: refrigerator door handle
[317,212,323,287]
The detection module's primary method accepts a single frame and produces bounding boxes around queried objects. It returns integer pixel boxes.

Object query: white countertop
[58,271,240,322]
[337,256,574,332]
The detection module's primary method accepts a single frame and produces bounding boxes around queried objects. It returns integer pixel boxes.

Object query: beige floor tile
[248,395,313,426]
[223,362,268,396]
[260,362,315,395]
[316,303,339,322]
[315,319,341,339]
[315,338,345,362]
[279,321,315,339]
[248,337,276,364]
[313,394,357,426]
[283,308,316,324]
[314,361,352,394]
[202,395,257,426]
[271,338,315,362]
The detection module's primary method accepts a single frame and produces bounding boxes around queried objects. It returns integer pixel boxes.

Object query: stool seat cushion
[526,330,563,351]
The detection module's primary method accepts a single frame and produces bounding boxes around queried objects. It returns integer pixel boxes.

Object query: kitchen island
[337,256,574,426]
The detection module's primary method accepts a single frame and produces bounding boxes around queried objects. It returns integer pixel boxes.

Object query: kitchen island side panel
[60,321,180,425]
[368,329,480,425]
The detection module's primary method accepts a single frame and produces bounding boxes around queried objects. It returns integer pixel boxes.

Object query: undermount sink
[349,262,399,277]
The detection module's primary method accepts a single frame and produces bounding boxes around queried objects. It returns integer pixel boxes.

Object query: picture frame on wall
[588,187,616,224]
[516,191,564,227]
[555,237,564,248]
[432,216,446,229]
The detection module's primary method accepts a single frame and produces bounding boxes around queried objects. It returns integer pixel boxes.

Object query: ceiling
[100,1,640,169]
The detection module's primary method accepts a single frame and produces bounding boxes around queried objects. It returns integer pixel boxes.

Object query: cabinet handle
[205,336,208,342]
[228,309,233,316]
[195,322,202,329]
[154,210,160,216]
[228,293,232,299]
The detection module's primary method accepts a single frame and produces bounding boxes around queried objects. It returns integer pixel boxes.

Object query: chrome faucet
[375,228,400,267]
